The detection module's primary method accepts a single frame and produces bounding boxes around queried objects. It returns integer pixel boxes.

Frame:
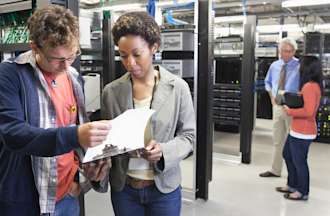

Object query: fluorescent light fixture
[257,24,302,33]
[315,23,330,30]
[85,3,144,12]
[257,25,281,33]
[156,0,195,7]
[102,3,143,11]
[156,1,172,7]
[214,16,246,23]
[80,0,100,4]
[282,0,330,8]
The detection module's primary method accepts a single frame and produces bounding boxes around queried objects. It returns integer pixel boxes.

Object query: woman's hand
[142,140,163,163]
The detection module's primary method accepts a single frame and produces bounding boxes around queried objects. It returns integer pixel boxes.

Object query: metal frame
[195,0,214,200]
[102,16,116,87]
[240,15,257,164]
[0,0,32,13]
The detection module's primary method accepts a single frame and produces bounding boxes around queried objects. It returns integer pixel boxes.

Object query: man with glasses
[259,37,300,178]
[40,49,81,64]
[0,5,111,216]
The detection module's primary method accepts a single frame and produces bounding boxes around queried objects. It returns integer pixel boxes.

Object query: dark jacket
[0,60,80,215]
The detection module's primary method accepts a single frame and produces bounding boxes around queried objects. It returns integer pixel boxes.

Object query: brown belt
[126,176,154,189]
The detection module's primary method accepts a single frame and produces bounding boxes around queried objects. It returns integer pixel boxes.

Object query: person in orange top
[275,56,323,201]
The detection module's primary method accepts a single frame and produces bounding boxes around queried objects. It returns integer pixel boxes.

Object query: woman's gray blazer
[101,66,196,193]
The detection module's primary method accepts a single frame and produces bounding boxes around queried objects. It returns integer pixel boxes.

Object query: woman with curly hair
[102,11,195,216]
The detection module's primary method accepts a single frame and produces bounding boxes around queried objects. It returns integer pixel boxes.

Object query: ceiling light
[282,0,330,8]
[214,16,246,23]
[80,0,100,5]
[86,3,144,12]
[155,0,194,7]
[102,3,143,11]
[257,24,302,33]
[315,23,330,30]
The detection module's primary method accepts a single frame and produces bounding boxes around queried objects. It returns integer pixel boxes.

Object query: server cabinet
[304,32,330,143]
[213,15,256,164]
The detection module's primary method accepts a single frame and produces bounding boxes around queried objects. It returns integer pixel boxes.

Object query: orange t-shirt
[42,70,79,201]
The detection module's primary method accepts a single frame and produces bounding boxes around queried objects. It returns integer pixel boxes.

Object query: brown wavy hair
[27,5,79,50]
[112,11,161,48]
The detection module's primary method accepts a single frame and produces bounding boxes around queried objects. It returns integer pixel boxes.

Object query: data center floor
[85,119,330,216]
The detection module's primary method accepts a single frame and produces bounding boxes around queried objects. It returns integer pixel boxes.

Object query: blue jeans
[282,135,312,196]
[111,184,181,216]
[41,194,79,216]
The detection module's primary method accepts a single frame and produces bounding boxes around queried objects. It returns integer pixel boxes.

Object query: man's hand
[142,140,163,163]
[78,120,111,149]
[268,92,276,106]
[81,158,111,182]
[271,96,276,106]
[283,104,290,112]
[68,182,81,197]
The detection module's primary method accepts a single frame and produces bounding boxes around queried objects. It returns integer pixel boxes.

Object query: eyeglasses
[40,49,81,64]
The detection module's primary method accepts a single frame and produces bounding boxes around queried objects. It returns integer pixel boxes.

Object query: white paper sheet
[82,108,155,163]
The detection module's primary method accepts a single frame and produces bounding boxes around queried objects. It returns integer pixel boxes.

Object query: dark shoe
[259,171,280,177]
[284,192,308,201]
[276,186,294,193]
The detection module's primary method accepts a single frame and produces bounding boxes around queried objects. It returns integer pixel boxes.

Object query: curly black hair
[112,12,161,48]
[27,5,79,50]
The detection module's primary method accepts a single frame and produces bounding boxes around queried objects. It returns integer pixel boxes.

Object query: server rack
[318,52,330,143]
[255,57,277,119]
[213,55,241,133]
[304,32,330,144]
[0,1,33,59]
[160,27,195,97]
[0,0,79,60]
[305,32,322,55]
[254,34,278,120]
[213,15,256,163]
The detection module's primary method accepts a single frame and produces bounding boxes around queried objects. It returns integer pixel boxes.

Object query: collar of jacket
[116,65,176,111]
[7,50,88,124]
[11,50,80,79]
